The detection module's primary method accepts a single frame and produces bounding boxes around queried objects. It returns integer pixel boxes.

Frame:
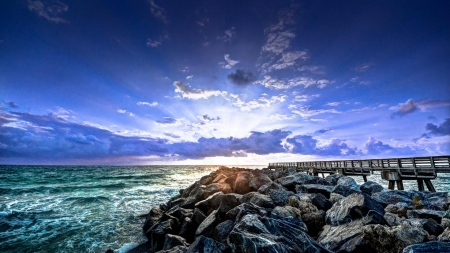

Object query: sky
[0,0,449,165]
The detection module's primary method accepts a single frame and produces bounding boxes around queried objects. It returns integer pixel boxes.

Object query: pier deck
[268,156,450,192]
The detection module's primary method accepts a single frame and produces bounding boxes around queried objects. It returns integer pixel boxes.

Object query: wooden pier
[268,156,450,192]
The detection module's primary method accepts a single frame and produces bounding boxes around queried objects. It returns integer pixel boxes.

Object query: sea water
[1,165,449,253]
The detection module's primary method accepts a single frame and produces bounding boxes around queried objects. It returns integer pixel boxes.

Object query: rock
[143,207,164,233]
[362,222,428,253]
[332,176,361,197]
[214,220,235,243]
[325,173,344,186]
[156,246,188,253]
[402,241,450,253]
[438,227,450,240]
[195,192,241,215]
[276,172,314,190]
[234,171,252,194]
[329,193,345,203]
[249,172,272,191]
[441,218,450,229]
[196,209,222,238]
[384,213,405,227]
[228,214,328,252]
[288,196,318,215]
[318,220,372,252]
[203,183,233,199]
[146,219,176,252]
[225,203,270,222]
[178,217,197,243]
[212,174,228,184]
[360,181,384,195]
[272,206,302,219]
[423,218,445,236]
[311,193,333,211]
[163,234,189,250]
[186,236,226,253]
[240,191,275,208]
[296,184,334,198]
[362,210,388,226]
[326,192,385,226]
[371,190,423,207]
[192,208,207,225]
[302,210,326,237]
[164,206,193,223]
[407,209,446,223]
[104,249,114,253]
[257,182,285,194]
[267,188,295,206]
[199,175,214,186]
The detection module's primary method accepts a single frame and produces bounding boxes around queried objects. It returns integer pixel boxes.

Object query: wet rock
[272,206,302,219]
[329,192,345,203]
[302,210,326,237]
[325,173,344,186]
[311,193,333,211]
[199,175,214,186]
[164,206,193,223]
[407,209,446,223]
[326,192,385,226]
[287,195,318,215]
[332,176,361,197]
[225,203,270,222]
[213,174,228,184]
[318,219,372,252]
[276,172,315,190]
[423,218,445,236]
[228,214,327,252]
[441,218,450,229]
[267,188,295,206]
[214,220,234,243]
[296,184,334,198]
[143,207,164,233]
[186,236,226,253]
[438,227,450,240]
[249,172,272,191]
[178,217,197,243]
[203,183,233,199]
[384,213,405,227]
[163,234,189,250]
[233,171,252,194]
[146,219,176,252]
[360,181,384,195]
[402,241,450,253]
[195,192,241,215]
[192,208,207,225]
[156,245,188,253]
[196,209,222,238]
[371,190,423,207]
[240,191,275,208]
[362,210,388,226]
[362,222,428,253]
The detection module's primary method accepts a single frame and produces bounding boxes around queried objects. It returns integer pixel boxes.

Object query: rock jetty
[114,166,450,253]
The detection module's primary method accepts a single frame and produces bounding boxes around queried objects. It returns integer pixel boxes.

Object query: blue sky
[1,0,449,165]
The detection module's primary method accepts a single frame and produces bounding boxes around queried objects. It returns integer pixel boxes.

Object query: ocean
[0,165,449,253]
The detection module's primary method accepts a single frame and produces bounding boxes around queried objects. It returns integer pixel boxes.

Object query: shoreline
[112,166,450,253]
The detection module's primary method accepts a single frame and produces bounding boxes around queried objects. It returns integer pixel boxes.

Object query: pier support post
[417,179,425,191]
[396,180,404,190]
[362,175,368,182]
[388,181,395,190]
[424,179,436,192]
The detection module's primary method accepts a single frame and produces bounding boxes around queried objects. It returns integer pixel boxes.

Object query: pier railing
[268,156,450,192]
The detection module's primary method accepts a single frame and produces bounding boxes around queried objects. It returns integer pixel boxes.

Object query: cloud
[137,101,158,107]
[269,114,296,120]
[262,51,309,73]
[149,0,168,23]
[200,114,220,122]
[186,75,193,80]
[354,64,371,72]
[146,39,161,47]
[390,99,450,118]
[217,27,236,42]
[227,69,256,85]
[155,117,178,125]
[164,133,180,139]
[117,109,127,113]
[219,54,239,69]
[285,135,358,156]
[291,93,320,103]
[27,0,69,24]
[420,118,450,138]
[364,137,419,156]
[298,65,325,75]
[255,76,332,90]
[228,94,286,112]
[7,101,18,108]
[173,81,227,100]
[291,106,340,118]
[262,31,296,55]
[315,128,333,134]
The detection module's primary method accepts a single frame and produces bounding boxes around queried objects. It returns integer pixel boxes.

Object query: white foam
[117,242,140,253]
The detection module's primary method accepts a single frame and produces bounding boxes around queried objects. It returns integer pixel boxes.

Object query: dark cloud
[390,99,450,118]
[7,101,18,108]
[156,117,177,124]
[419,118,450,139]
[202,114,220,121]
[314,128,332,134]
[164,133,180,138]
[364,137,416,156]
[285,135,358,156]
[227,69,256,85]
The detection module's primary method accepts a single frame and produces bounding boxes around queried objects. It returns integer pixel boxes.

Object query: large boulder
[234,171,252,194]
[423,218,445,236]
[276,172,314,190]
[311,193,333,211]
[186,236,226,253]
[192,208,207,225]
[249,172,272,191]
[178,217,197,243]
[143,207,164,233]
[360,181,384,196]
[240,192,275,208]
[296,184,334,198]
[362,222,428,253]
[272,206,303,219]
[195,192,241,215]
[371,190,428,207]
[202,183,233,199]
[325,192,385,226]
[325,174,344,186]
[162,234,189,251]
[318,220,374,253]
[267,188,295,206]
[214,220,235,244]
[407,209,446,223]
[196,209,222,238]
[402,241,450,253]
[147,219,177,252]
[332,176,361,197]
[257,182,285,194]
[225,203,271,222]
[438,227,450,240]
[302,210,326,237]
[228,214,329,252]
[287,196,319,216]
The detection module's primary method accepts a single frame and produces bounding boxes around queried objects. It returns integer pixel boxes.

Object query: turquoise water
[0,165,224,253]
